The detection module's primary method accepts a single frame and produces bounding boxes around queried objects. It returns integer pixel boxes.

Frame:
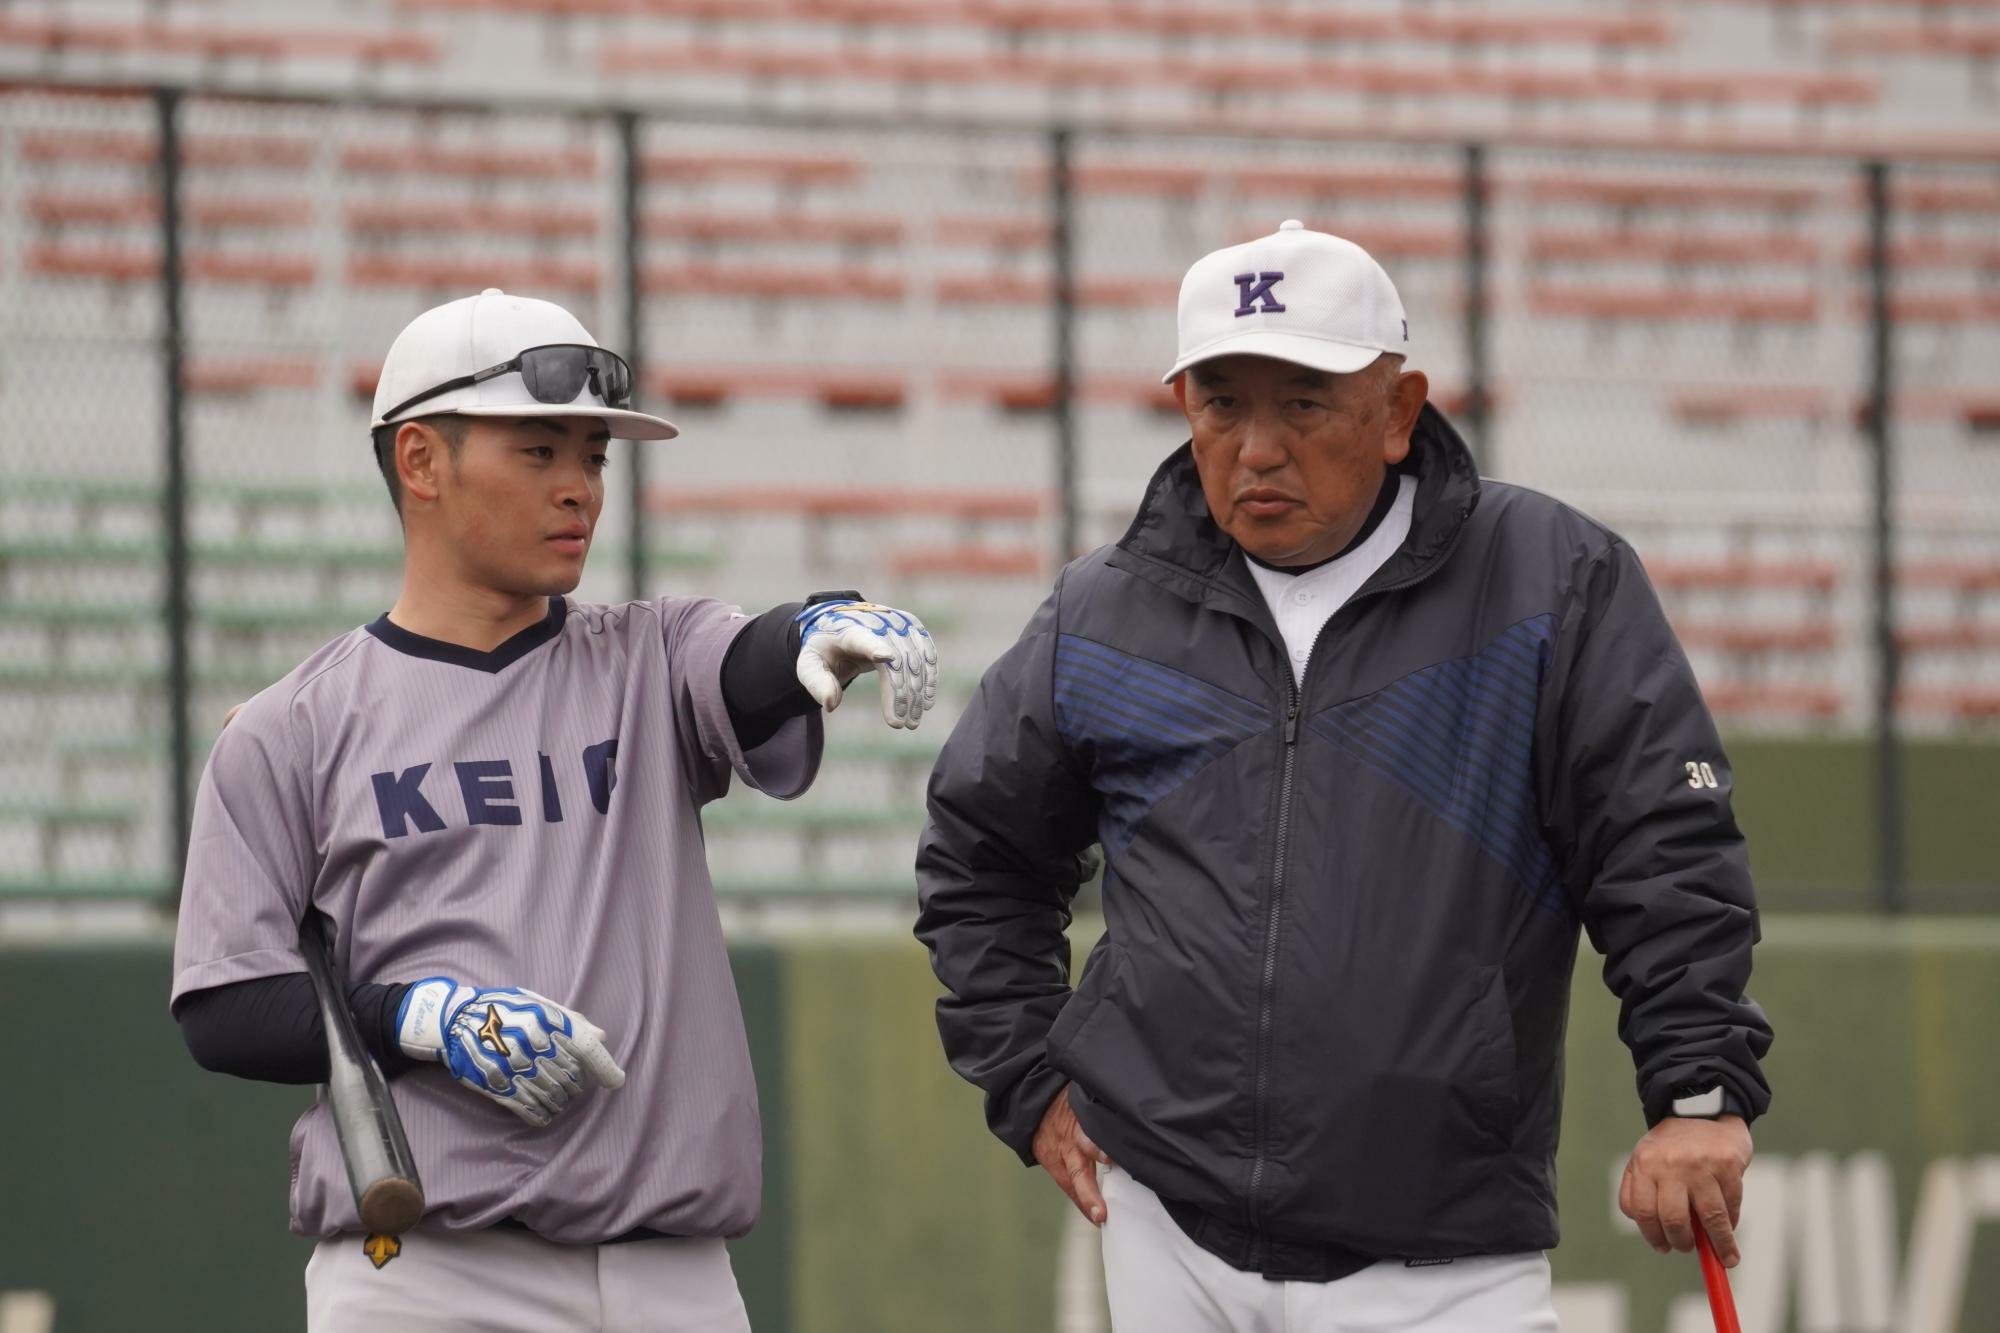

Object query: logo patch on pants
[362,1233,402,1270]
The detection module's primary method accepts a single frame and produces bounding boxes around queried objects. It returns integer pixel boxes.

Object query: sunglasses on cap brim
[379,343,635,424]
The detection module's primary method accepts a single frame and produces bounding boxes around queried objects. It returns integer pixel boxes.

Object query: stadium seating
[0,15,437,65]
[4,0,1997,903]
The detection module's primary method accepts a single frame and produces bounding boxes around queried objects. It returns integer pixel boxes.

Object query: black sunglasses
[379,343,634,424]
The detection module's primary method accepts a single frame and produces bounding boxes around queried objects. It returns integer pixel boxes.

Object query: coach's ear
[222,703,245,728]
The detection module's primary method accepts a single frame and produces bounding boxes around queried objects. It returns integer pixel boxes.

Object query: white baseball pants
[1098,1166,1560,1333]
[305,1226,751,1332]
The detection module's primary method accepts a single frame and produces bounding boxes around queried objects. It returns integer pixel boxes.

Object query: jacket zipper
[1239,517,1469,1256]
[1245,682,1300,1255]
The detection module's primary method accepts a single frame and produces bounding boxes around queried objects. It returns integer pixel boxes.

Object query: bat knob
[359,1178,426,1236]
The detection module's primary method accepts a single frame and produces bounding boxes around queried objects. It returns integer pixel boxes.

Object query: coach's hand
[1033,1083,1115,1226]
[794,600,939,730]
[1619,1114,1753,1268]
[398,979,626,1128]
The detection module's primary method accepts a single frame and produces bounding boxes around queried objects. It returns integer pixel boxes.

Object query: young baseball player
[171,289,938,1331]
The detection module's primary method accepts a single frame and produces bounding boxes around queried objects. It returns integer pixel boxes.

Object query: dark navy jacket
[914,404,1773,1260]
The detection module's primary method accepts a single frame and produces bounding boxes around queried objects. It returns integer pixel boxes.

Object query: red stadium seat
[606,0,1673,51]
[404,0,1672,54]
[20,129,314,169]
[1848,236,2000,269]
[1527,230,1820,266]
[1900,560,2000,593]
[1513,172,1826,211]
[1646,559,1840,594]
[0,15,437,64]
[1228,224,1463,261]
[1749,0,2000,8]
[1898,686,2000,721]
[1890,179,2000,215]
[884,544,1045,580]
[644,368,908,411]
[937,372,1180,413]
[347,255,601,293]
[183,359,321,395]
[935,274,1175,307]
[1667,387,2000,430]
[28,192,313,229]
[1528,284,1819,322]
[595,42,1876,116]
[1032,163,1463,203]
[1827,23,2000,59]
[1675,622,1841,653]
[1700,682,1844,719]
[641,263,903,301]
[642,151,862,186]
[644,211,903,245]
[341,144,598,180]
[26,243,315,287]
[348,202,600,239]
[1895,624,2000,652]
[1868,292,2000,323]
[934,216,1053,248]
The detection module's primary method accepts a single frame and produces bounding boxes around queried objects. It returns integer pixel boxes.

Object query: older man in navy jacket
[915,220,1771,1331]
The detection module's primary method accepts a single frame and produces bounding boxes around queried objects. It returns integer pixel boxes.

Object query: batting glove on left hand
[794,600,939,730]
[397,978,626,1128]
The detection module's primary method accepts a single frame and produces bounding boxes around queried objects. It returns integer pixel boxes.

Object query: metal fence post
[1050,125,1078,569]
[157,85,194,910]
[618,110,648,602]
[1461,141,1491,475]
[1864,159,1904,913]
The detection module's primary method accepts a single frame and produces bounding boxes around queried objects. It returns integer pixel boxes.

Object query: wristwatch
[1670,1084,1726,1118]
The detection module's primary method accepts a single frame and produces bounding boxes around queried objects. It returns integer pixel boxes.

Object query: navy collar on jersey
[365,597,569,673]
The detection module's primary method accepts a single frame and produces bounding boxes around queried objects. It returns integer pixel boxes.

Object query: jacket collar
[1107,401,1482,618]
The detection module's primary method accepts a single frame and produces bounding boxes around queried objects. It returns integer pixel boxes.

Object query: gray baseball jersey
[170,595,822,1243]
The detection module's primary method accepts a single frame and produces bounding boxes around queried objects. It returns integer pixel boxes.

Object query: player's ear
[397,421,444,507]
[1172,373,1190,418]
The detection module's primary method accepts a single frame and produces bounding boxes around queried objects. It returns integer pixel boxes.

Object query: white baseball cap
[1162,220,1410,384]
[370,288,678,440]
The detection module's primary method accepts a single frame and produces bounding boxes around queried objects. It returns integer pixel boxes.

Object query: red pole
[1695,1230,1743,1333]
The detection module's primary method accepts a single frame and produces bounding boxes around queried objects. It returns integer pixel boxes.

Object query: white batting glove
[793,600,940,730]
[397,978,626,1128]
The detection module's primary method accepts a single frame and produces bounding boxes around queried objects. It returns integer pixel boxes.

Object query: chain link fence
[2,82,1993,912]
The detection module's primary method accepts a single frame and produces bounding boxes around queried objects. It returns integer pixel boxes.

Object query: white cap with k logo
[1161,219,1410,384]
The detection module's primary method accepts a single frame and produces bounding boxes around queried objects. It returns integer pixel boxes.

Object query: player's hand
[397,978,626,1128]
[793,600,939,730]
[1033,1083,1115,1226]
[1619,1114,1753,1268]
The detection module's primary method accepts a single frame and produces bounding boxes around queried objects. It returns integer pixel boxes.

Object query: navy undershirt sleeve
[721,600,819,750]
[177,973,417,1084]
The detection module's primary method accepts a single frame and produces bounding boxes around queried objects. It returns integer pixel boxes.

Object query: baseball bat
[298,908,425,1236]
[1695,1228,1743,1333]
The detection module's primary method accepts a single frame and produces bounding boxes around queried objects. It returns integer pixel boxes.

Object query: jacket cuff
[997,1062,1072,1166]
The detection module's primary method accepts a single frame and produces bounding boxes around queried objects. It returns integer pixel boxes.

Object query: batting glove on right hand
[397,978,626,1128]
[793,600,939,730]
